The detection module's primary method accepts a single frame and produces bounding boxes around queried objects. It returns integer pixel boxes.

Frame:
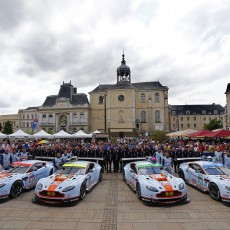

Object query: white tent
[92,130,101,134]
[72,130,92,138]
[166,129,197,138]
[0,132,7,139]
[8,129,31,139]
[53,130,73,138]
[32,130,54,139]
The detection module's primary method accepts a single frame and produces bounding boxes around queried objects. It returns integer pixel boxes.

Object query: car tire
[178,169,185,181]
[208,183,221,201]
[136,182,142,200]
[80,182,87,200]
[10,180,23,198]
[99,171,102,182]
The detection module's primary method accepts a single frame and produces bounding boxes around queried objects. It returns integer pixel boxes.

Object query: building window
[80,113,84,123]
[72,113,77,123]
[187,117,190,121]
[141,111,146,122]
[203,117,206,121]
[22,122,25,128]
[186,110,190,115]
[27,122,29,128]
[173,117,175,121]
[42,114,46,123]
[180,117,183,121]
[214,110,218,115]
[181,124,184,129]
[27,114,29,119]
[194,123,196,128]
[118,110,124,123]
[155,110,160,123]
[155,93,160,102]
[141,93,145,102]
[194,116,196,121]
[187,124,190,128]
[48,114,53,123]
[99,96,104,104]
[202,110,206,115]
[173,124,176,129]
[31,114,34,119]
[172,111,176,116]
[23,115,25,119]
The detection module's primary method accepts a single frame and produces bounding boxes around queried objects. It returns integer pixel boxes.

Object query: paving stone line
[100,174,118,230]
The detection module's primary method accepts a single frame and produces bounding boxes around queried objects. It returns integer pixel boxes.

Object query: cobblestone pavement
[0,173,230,230]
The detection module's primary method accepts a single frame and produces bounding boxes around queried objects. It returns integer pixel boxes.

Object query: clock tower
[117,53,131,83]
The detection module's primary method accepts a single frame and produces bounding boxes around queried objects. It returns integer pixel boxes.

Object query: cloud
[0,0,229,114]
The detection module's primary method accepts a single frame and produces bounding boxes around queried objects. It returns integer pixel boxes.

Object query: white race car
[33,160,102,205]
[123,160,189,205]
[178,161,230,202]
[0,160,54,199]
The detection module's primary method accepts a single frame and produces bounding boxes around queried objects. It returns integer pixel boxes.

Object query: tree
[152,130,168,142]
[0,122,2,132]
[204,118,223,130]
[3,121,13,134]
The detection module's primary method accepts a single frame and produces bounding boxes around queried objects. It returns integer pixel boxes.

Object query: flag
[32,118,38,132]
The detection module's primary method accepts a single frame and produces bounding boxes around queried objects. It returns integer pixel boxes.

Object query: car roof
[191,161,218,167]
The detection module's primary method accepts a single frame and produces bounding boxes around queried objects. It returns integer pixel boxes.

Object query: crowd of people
[0,137,230,173]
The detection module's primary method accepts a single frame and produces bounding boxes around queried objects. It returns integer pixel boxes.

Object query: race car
[33,160,102,205]
[178,161,230,202]
[123,160,189,205]
[0,160,54,199]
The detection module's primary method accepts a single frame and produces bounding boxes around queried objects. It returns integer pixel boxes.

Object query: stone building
[18,82,90,133]
[89,54,170,137]
[169,104,225,131]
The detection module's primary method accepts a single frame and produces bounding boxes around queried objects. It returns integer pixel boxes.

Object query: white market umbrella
[32,130,54,139]
[53,130,73,138]
[167,129,197,138]
[8,129,31,139]
[72,130,92,138]
[92,130,101,134]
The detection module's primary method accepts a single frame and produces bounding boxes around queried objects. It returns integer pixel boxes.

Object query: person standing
[53,152,64,171]
[1,149,12,169]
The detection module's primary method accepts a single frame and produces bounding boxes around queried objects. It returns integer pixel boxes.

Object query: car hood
[39,173,85,191]
[208,174,230,184]
[0,172,24,183]
[140,173,181,190]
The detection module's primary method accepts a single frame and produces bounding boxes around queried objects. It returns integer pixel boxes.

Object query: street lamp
[103,94,107,133]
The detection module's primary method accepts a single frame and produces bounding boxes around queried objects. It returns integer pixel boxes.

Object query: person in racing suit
[1,149,12,169]
[214,146,224,164]
[224,150,230,169]
[155,147,162,164]
[11,148,20,163]
[162,150,173,174]
[53,152,64,171]
[62,149,72,163]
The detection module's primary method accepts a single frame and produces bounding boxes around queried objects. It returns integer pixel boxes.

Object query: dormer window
[141,93,145,102]
[186,110,190,115]
[214,110,218,115]
[99,96,104,104]
[202,110,206,115]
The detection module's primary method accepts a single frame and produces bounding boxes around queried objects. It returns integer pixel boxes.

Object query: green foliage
[204,118,223,130]
[47,129,54,134]
[0,122,2,131]
[3,121,13,134]
[152,130,168,142]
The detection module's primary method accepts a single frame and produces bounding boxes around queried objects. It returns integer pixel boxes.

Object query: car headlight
[0,183,6,188]
[62,186,75,192]
[146,185,158,192]
[225,186,230,191]
[179,183,184,190]
[37,183,43,190]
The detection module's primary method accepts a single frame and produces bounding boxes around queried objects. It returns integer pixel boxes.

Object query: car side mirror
[160,166,163,170]
[89,163,94,170]
[32,167,37,171]
[130,169,135,173]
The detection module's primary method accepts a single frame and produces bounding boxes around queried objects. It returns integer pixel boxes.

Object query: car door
[187,163,199,184]
[128,163,138,189]
[31,162,46,183]
[86,163,96,187]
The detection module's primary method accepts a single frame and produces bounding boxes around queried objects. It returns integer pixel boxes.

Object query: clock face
[118,95,125,101]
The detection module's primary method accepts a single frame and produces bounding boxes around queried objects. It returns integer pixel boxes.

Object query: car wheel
[80,182,87,200]
[136,183,142,200]
[99,171,102,182]
[10,181,23,198]
[178,169,185,180]
[208,183,221,201]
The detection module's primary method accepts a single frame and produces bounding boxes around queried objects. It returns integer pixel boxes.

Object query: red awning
[205,130,230,138]
[189,130,213,137]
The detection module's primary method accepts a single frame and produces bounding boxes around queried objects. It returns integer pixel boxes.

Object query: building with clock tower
[89,53,169,137]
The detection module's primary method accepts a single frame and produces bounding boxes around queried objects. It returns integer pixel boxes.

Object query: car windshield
[56,166,85,175]
[204,166,224,175]
[4,165,30,174]
[138,166,162,175]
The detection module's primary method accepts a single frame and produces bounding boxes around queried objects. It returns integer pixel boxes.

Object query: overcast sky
[1,0,230,114]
